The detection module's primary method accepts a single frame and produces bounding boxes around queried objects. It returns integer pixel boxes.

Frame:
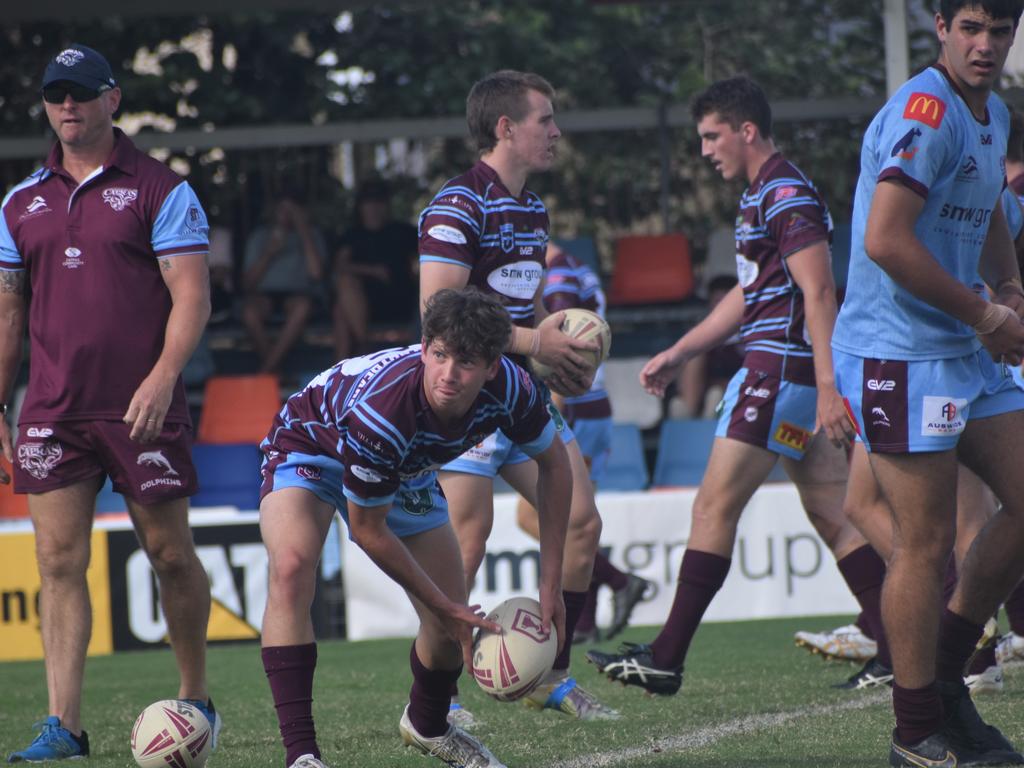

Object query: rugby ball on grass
[472,596,558,701]
[130,700,211,768]
[530,308,611,380]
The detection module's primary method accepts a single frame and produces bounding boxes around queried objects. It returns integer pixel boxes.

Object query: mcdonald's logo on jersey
[903,92,947,129]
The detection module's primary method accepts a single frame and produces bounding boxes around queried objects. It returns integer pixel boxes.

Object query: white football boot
[794,624,877,662]
[399,706,505,768]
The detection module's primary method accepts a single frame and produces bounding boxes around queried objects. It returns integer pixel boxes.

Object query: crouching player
[257,288,571,768]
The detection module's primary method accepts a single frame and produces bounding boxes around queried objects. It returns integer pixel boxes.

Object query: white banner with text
[342,484,858,641]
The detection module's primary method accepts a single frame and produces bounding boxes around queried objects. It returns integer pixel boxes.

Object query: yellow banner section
[0,530,114,661]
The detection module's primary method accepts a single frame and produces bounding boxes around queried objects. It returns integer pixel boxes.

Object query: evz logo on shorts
[296,465,321,481]
[774,422,811,453]
[17,442,63,480]
[921,396,967,436]
[867,379,896,391]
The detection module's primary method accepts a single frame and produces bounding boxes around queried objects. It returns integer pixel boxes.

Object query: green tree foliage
[1,1,940,264]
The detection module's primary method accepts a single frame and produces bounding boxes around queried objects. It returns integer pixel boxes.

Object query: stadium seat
[608,233,695,306]
[197,374,281,445]
[96,476,127,514]
[652,418,719,487]
[191,443,263,509]
[0,465,28,518]
[701,226,736,293]
[603,358,662,429]
[600,424,648,491]
[831,220,852,289]
[554,236,600,273]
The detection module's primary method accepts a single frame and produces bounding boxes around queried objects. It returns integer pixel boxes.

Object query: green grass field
[2,615,1021,767]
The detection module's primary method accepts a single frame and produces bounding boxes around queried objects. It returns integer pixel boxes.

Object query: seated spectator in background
[241,193,326,373]
[207,220,235,325]
[668,274,743,419]
[332,179,418,360]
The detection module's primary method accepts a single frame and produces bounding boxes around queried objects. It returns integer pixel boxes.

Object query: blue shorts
[714,365,817,460]
[570,417,612,486]
[833,348,1024,453]
[259,450,448,538]
[441,399,575,478]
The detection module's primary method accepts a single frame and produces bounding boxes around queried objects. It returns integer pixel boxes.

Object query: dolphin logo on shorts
[137,450,179,476]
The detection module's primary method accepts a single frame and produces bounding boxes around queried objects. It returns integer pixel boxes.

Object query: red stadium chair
[608,233,695,305]
[197,374,282,445]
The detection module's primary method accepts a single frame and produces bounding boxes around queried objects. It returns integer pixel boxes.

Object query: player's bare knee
[34,539,89,582]
[145,540,200,580]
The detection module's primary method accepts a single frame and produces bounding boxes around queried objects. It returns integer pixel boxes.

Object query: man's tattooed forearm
[0,270,25,294]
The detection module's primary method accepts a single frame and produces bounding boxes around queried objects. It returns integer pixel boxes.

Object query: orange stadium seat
[197,374,282,445]
[0,467,29,518]
[608,233,695,305]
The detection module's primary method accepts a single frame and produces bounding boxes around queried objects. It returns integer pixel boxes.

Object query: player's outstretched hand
[446,602,502,671]
[640,346,689,397]
[975,303,1024,366]
[816,386,857,448]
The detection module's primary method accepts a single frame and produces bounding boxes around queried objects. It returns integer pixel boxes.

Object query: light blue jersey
[833,66,1009,361]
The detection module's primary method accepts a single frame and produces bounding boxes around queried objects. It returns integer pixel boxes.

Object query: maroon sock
[648,549,730,670]
[591,551,629,591]
[553,590,588,670]
[836,545,890,667]
[855,610,875,640]
[262,643,320,766]
[967,642,997,676]
[408,643,461,738]
[1005,579,1024,635]
[936,608,984,683]
[892,682,944,746]
[575,582,598,634]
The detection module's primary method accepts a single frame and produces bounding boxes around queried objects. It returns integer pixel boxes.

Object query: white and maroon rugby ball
[130,700,211,768]
[472,596,558,701]
[530,308,612,381]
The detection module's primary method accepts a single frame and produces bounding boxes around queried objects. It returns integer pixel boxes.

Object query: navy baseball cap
[41,45,116,91]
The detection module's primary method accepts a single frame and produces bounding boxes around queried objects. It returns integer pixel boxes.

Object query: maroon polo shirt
[0,129,209,426]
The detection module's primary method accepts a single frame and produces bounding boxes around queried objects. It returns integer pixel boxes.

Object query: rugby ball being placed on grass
[130,700,211,768]
[530,308,612,381]
[472,597,558,702]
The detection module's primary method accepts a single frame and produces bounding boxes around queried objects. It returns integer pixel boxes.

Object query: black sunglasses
[42,83,110,105]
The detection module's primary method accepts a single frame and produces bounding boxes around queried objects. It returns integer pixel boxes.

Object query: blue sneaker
[7,716,89,762]
[184,698,222,750]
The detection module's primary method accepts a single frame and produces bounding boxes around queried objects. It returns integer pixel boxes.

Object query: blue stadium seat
[191,443,263,510]
[652,418,718,487]
[831,220,852,289]
[600,424,649,491]
[96,476,126,514]
[554,237,600,273]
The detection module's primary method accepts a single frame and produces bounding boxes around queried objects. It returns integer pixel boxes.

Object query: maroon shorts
[14,420,198,503]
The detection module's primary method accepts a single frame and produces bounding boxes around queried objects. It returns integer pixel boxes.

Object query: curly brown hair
[422,287,512,363]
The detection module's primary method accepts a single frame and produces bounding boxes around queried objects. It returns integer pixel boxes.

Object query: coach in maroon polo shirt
[0,45,220,761]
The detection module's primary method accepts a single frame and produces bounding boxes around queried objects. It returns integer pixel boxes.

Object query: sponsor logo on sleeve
[890,127,922,160]
[102,187,138,211]
[921,396,968,436]
[903,92,947,130]
[774,186,798,201]
[427,224,468,245]
[351,465,384,483]
[774,421,811,453]
[180,205,205,235]
[735,254,759,287]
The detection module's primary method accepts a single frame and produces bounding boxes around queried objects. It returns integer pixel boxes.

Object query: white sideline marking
[545,691,889,768]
